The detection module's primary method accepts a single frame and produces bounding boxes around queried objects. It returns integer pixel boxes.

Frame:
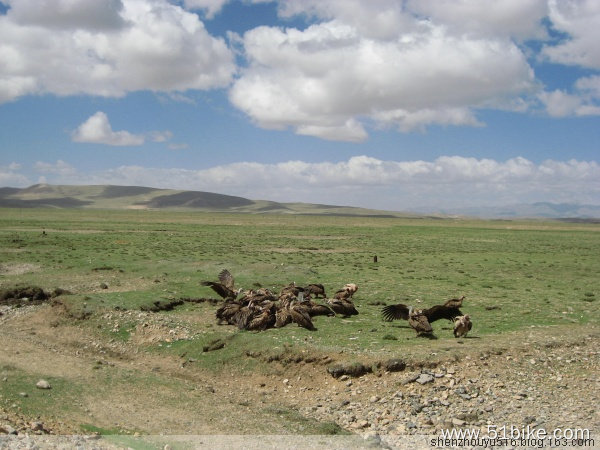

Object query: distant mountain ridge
[0,184,413,218]
[430,202,600,220]
[0,184,598,220]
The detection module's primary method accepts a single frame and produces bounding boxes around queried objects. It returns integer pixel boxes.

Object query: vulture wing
[381,304,409,321]
[218,269,235,289]
[423,305,462,323]
[201,281,234,300]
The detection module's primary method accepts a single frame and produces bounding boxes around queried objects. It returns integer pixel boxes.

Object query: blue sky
[0,0,599,212]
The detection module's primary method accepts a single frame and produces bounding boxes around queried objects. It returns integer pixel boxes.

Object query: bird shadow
[417,334,438,340]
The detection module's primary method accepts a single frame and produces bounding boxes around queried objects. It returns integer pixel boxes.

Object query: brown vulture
[327,297,358,317]
[422,304,463,323]
[408,307,433,336]
[453,314,472,338]
[246,306,276,331]
[275,306,292,328]
[333,283,359,300]
[289,300,316,331]
[382,302,461,323]
[297,292,335,317]
[215,300,242,325]
[201,269,241,300]
[279,282,304,298]
[305,283,326,298]
[444,295,465,309]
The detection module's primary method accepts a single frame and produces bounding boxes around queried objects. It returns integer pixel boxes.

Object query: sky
[0,0,599,213]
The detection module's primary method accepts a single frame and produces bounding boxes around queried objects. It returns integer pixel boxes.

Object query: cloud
[407,0,548,40]
[22,156,598,210]
[0,0,236,103]
[543,0,600,69]
[230,2,537,141]
[538,74,600,117]
[181,0,230,18]
[0,162,30,186]
[34,160,79,176]
[71,111,145,146]
[5,0,127,31]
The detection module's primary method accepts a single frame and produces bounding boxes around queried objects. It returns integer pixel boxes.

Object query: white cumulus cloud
[0,0,235,103]
[543,0,600,69]
[230,1,537,141]
[71,111,145,146]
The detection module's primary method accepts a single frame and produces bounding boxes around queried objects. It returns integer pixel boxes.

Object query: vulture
[382,302,461,323]
[344,283,359,295]
[381,303,410,322]
[275,306,292,328]
[288,299,316,331]
[246,303,277,331]
[305,283,326,298]
[453,315,472,338]
[408,307,433,336]
[444,295,465,309]
[333,283,359,300]
[297,292,335,317]
[279,282,304,298]
[327,297,358,317]
[422,304,463,323]
[215,300,242,325]
[201,269,241,300]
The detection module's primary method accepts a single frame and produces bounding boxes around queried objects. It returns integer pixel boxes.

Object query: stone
[452,418,466,427]
[30,422,44,432]
[1,424,17,435]
[36,379,51,389]
[416,374,434,385]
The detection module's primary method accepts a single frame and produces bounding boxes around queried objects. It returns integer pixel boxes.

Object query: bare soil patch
[1,302,598,446]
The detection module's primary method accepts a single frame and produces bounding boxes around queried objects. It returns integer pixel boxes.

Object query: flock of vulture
[201,269,358,332]
[201,269,472,338]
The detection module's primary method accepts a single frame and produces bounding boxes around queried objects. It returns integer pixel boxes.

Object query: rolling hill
[0,184,415,218]
[1,184,598,220]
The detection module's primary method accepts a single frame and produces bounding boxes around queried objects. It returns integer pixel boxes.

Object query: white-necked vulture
[453,314,472,338]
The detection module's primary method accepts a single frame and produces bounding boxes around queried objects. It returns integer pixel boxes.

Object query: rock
[369,395,380,403]
[36,380,51,389]
[30,422,44,432]
[401,373,420,385]
[416,374,434,385]
[1,424,17,435]
[452,418,466,427]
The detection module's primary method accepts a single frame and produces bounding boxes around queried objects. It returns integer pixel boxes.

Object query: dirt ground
[0,299,599,449]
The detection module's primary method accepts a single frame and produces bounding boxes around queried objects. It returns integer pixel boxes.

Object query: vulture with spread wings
[201,269,241,300]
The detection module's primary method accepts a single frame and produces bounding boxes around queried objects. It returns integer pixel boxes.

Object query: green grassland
[1,207,599,367]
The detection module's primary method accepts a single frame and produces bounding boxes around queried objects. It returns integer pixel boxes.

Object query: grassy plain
[0,208,599,437]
